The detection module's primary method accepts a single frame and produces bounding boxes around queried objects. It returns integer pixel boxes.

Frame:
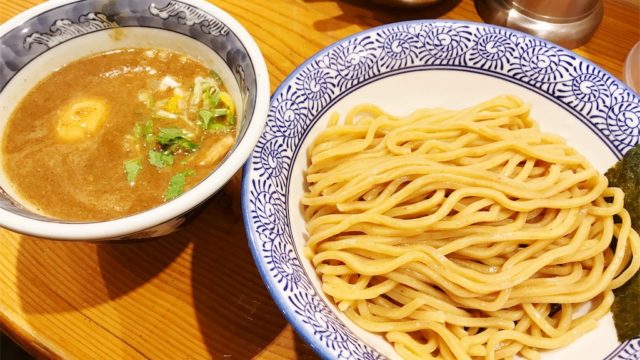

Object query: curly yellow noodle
[303,95,640,359]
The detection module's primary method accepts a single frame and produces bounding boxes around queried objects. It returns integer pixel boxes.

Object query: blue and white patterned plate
[241,20,640,360]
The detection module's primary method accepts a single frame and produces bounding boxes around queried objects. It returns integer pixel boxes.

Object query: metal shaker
[475,0,604,49]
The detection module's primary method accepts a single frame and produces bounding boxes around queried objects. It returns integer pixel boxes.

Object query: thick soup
[2,48,237,221]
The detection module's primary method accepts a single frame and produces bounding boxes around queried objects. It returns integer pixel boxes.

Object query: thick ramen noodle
[2,48,237,221]
[302,95,640,360]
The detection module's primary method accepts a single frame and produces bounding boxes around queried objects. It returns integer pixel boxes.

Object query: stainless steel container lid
[475,0,604,49]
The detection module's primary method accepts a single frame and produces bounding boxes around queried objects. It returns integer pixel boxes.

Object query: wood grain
[0,0,638,359]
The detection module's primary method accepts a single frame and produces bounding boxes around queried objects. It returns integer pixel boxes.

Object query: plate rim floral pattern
[242,19,640,360]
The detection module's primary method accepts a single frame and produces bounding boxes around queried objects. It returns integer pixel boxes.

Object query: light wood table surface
[0,0,638,359]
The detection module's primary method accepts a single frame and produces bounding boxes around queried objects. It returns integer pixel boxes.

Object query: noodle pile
[302,95,640,360]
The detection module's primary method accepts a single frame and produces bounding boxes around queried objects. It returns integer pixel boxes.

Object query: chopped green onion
[133,124,142,137]
[148,150,174,168]
[208,90,221,108]
[124,159,142,184]
[154,110,178,119]
[134,119,154,139]
[164,170,196,201]
[213,108,228,117]
[181,154,195,165]
[209,122,231,133]
[209,70,223,84]
[191,82,204,106]
[227,112,236,126]
[191,77,218,107]
[138,91,154,109]
[199,109,214,130]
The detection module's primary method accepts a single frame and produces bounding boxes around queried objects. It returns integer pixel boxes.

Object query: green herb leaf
[157,127,199,154]
[164,170,196,201]
[148,150,174,168]
[124,159,143,184]
[157,127,185,145]
[169,138,199,153]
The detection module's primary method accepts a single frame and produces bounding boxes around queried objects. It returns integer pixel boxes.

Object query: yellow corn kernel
[56,97,109,143]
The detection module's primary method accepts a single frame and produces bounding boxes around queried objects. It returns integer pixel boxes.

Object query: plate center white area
[287,69,619,360]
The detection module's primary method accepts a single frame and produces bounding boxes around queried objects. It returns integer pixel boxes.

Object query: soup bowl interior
[0,0,268,240]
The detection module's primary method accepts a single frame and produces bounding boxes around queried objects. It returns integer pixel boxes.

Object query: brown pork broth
[2,48,237,221]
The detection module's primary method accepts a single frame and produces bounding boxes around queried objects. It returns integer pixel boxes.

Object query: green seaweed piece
[606,145,640,228]
[605,144,640,341]
[611,271,640,341]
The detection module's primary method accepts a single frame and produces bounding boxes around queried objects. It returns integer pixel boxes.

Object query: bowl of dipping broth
[0,0,269,240]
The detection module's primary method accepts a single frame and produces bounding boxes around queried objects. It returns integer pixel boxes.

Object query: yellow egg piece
[56,97,109,143]
[219,91,235,119]
[164,94,182,113]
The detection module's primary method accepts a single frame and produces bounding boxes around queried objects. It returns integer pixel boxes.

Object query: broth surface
[2,48,236,221]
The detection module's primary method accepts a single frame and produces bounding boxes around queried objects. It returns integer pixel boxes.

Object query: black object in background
[1,332,33,360]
